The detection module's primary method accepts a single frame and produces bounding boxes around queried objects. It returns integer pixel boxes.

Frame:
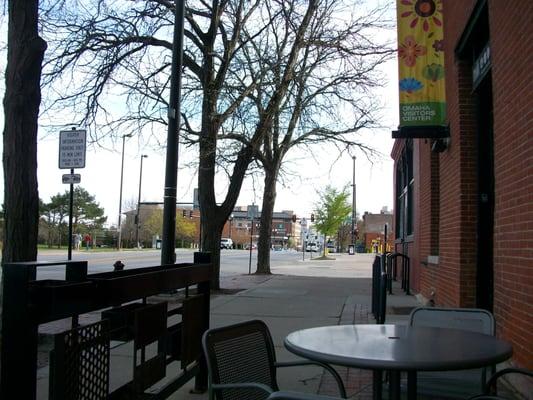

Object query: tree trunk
[2,0,46,263]
[201,220,223,290]
[256,166,279,274]
[1,0,46,341]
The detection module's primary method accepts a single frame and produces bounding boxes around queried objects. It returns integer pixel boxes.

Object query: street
[34,248,374,280]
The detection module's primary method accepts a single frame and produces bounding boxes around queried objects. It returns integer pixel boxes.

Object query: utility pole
[351,156,357,252]
[117,133,132,250]
[135,154,148,248]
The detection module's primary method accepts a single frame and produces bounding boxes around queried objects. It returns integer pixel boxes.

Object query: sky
[0,3,400,227]
[24,58,399,227]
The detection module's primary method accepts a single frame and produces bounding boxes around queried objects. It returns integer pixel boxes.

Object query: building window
[396,140,414,239]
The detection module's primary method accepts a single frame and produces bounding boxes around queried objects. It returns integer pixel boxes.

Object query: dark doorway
[475,74,494,311]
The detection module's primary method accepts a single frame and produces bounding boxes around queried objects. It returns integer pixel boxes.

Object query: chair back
[409,307,494,334]
[202,320,279,400]
[409,307,495,398]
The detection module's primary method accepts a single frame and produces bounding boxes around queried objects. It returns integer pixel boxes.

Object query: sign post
[300,218,307,261]
[59,128,86,260]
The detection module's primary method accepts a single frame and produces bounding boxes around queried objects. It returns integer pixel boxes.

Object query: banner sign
[397,0,446,130]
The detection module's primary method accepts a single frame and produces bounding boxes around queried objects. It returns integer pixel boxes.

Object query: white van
[220,238,233,249]
[305,242,318,252]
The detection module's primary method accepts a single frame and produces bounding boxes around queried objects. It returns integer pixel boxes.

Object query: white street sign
[62,174,81,184]
[59,129,86,169]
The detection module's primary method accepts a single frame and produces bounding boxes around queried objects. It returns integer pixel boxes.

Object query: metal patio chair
[202,319,347,400]
[409,307,496,399]
[466,367,533,399]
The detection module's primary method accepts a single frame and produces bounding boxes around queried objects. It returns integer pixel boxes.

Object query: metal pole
[302,224,305,261]
[117,134,131,250]
[68,168,74,260]
[384,223,388,253]
[248,217,254,274]
[351,156,356,250]
[161,0,185,265]
[135,155,147,248]
[199,217,202,251]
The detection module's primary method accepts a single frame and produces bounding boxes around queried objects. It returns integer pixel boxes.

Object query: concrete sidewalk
[36,252,419,399]
[170,253,419,399]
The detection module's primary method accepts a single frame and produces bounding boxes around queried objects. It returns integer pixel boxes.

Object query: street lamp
[229,213,234,240]
[117,133,132,250]
[135,154,148,249]
[351,156,357,253]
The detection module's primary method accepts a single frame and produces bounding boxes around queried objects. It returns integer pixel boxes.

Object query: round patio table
[284,324,513,400]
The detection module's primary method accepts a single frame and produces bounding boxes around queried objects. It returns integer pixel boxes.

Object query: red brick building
[361,211,394,253]
[391,0,532,392]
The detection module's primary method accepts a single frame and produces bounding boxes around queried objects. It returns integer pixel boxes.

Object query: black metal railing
[1,253,213,400]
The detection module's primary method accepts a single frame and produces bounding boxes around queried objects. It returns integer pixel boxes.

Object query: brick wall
[392,0,533,375]
[488,0,533,369]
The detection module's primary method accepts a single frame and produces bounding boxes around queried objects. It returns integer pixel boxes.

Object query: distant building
[361,210,394,253]
[222,207,300,249]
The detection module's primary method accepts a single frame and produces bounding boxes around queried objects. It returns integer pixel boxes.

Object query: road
[34,248,319,280]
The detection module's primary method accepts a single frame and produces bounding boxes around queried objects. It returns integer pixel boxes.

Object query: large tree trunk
[256,166,279,274]
[1,0,46,345]
[2,0,45,264]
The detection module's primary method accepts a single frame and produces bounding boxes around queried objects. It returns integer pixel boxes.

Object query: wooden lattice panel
[50,320,110,400]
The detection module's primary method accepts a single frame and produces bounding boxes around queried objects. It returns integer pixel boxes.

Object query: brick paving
[317,302,375,399]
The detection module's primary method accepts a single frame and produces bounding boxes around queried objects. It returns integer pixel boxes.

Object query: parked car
[244,243,257,250]
[220,238,233,249]
[305,242,319,252]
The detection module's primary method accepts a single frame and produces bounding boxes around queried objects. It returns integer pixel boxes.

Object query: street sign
[193,188,199,209]
[247,204,258,219]
[62,174,81,184]
[59,129,86,169]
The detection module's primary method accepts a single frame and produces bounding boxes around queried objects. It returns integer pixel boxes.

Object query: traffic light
[189,210,194,219]
[182,210,186,218]
[310,213,315,222]
[292,214,297,223]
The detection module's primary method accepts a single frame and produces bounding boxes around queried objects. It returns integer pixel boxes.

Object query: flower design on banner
[432,39,444,52]
[401,0,443,33]
[399,35,427,67]
[422,63,444,82]
[399,78,424,93]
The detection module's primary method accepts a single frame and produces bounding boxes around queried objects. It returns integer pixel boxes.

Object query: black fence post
[1,263,38,399]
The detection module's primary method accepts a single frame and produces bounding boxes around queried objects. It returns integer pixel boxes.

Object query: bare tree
[237,1,394,273]
[40,0,317,287]
[39,0,392,286]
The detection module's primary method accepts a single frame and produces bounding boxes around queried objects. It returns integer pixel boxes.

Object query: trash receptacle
[348,244,355,255]
[156,239,162,249]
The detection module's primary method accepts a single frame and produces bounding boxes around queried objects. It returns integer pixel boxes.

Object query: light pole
[117,133,132,250]
[351,156,356,253]
[135,154,148,249]
[161,0,185,265]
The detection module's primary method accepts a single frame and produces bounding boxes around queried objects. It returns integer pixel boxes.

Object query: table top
[284,324,513,371]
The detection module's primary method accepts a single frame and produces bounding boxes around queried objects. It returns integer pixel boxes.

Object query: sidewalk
[36,252,419,399]
[170,252,419,399]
